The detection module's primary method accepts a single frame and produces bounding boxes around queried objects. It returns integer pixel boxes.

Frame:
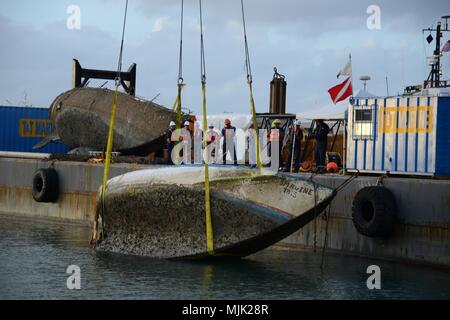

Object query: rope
[335,170,359,193]
[313,181,318,252]
[171,0,186,166]
[175,0,185,129]
[241,0,262,169]
[178,0,184,84]
[199,0,214,256]
[199,0,206,82]
[240,0,253,82]
[290,127,297,173]
[320,204,332,271]
[117,0,129,78]
[92,0,129,245]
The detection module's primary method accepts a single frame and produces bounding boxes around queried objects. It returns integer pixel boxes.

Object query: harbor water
[1,214,449,300]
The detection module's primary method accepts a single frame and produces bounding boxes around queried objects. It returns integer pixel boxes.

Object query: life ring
[352,186,397,237]
[299,161,312,173]
[32,168,59,203]
[326,162,339,173]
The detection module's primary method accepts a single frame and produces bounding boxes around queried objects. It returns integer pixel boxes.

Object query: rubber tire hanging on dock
[32,168,59,203]
[352,186,397,238]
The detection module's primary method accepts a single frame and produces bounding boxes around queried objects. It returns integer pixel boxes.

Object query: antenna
[442,15,450,30]
[360,76,371,91]
[385,76,390,97]
[21,90,30,107]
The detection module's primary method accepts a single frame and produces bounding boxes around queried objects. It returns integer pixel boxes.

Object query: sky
[0,0,449,116]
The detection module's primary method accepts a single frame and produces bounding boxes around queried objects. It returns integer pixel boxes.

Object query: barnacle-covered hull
[47,88,176,154]
[95,166,336,259]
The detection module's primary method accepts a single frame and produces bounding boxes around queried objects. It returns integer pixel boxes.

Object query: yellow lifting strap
[248,80,262,169]
[91,81,120,244]
[171,83,186,113]
[202,81,215,255]
[101,82,120,194]
[175,82,185,128]
[170,82,185,165]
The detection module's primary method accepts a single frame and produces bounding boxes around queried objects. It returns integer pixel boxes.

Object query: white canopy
[296,102,347,121]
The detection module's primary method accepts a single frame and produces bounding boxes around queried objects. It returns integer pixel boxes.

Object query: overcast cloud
[0,0,449,115]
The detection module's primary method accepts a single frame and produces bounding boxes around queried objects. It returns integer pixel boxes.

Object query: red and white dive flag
[328,77,353,104]
[329,56,353,104]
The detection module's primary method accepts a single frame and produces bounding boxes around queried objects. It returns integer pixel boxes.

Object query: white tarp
[296,103,347,121]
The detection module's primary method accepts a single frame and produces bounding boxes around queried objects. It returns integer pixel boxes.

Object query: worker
[245,121,258,168]
[312,119,330,170]
[222,119,237,165]
[193,121,203,164]
[165,121,177,165]
[285,120,304,173]
[268,119,285,170]
[181,121,193,164]
[206,124,221,164]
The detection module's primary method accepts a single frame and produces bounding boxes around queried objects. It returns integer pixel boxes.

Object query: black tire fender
[352,186,397,238]
[32,168,59,203]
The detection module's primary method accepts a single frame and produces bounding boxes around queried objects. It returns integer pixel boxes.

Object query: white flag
[337,58,352,78]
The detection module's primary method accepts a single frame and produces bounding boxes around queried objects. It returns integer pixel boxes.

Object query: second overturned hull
[96,167,336,259]
[49,88,177,153]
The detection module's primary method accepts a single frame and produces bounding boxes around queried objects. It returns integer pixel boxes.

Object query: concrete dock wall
[282,175,450,267]
[0,157,449,266]
[0,157,151,222]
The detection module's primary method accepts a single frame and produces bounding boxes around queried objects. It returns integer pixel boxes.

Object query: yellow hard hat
[272,119,281,128]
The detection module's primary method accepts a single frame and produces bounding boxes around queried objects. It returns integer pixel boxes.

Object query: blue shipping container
[0,106,70,154]
[346,95,450,177]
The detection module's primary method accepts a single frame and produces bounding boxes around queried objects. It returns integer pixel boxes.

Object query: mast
[423,16,450,88]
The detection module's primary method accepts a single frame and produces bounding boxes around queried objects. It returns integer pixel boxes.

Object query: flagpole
[349,53,354,99]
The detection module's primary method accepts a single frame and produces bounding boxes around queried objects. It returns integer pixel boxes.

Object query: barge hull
[0,157,449,267]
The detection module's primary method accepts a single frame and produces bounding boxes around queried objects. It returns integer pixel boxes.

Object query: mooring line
[320,204,332,271]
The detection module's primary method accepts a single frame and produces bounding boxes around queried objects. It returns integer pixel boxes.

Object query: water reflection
[1,215,450,300]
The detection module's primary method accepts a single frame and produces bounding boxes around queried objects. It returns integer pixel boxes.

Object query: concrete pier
[282,175,450,267]
[0,157,154,222]
[0,156,449,267]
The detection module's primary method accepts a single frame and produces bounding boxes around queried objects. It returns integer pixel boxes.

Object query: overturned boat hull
[48,88,177,154]
[95,167,336,259]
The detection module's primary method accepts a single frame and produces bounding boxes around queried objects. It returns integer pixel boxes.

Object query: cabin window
[352,106,375,140]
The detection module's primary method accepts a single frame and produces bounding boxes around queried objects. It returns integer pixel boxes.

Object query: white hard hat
[295,120,302,126]
[184,121,190,126]
[169,121,176,127]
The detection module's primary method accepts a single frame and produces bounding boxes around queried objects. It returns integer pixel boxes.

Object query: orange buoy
[326,162,339,174]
